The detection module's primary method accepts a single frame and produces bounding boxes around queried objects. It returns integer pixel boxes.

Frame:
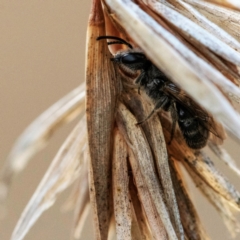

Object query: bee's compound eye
[121,53,146,64]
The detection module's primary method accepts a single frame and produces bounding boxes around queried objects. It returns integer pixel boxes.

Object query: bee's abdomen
[179,121,209,149]
[176,104,209,149]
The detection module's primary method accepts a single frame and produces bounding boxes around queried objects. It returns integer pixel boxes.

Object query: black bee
[97,36,224,149]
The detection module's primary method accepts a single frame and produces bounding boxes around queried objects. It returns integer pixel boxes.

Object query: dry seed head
[1,0,240,240]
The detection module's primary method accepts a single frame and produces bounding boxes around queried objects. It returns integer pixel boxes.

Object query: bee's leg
[122,81,138,89]
[168,105,178,145]
[135,71,145,85]
[138,86,141,95]
[135,71,146,94]
[136,96,168,125]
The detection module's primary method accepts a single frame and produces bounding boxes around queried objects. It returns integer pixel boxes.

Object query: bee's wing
[164,83,226,143]
[209,121,226,145]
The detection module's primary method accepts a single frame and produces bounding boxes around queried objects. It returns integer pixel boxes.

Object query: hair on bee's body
[97,36,224,149]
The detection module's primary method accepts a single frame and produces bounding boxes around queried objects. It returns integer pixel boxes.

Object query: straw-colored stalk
[1,0,240,239]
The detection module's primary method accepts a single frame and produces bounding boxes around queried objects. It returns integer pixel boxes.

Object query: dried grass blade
[72,160,90,239]
[183,151,240,210]
[170,159,209,240]
[146,0,240,86]
[145,0,240,95]
[64,172,90,239]
[11,118,87,240]
[208,142,240,177]
[184,0,240,40]
[127,149,168,240]
[86,1,119,239]
[0,85,85,206]
[173,0,240,51]
[144,111,184,239]
[106,0,240,141]
[185,162,240,237]
[112,129,131,240]
[62,178,85,213]
[122,91,183,239]
[146,0,240,64]
[129,178,151,240]
[207,0,240,9]
[73,204,91,240]
[116,102,176,240]
[130,205,146,240]
[108,216,116,240]
[160,114,240,211]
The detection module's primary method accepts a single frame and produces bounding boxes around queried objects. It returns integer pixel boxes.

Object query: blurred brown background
[0,1,240,240]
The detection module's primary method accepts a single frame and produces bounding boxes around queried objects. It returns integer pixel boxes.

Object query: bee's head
[113,51,148,71]
[97,35,149,71]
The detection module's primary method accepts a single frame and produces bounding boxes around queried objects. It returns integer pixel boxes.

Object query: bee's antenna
[96,36,133,49]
